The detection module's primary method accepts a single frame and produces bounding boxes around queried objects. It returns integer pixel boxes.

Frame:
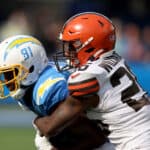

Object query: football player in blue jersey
[0,35,108,150]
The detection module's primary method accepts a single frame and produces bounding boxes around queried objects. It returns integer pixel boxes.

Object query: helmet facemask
[0,64,28,99]
[53,40,79,72]
[54,37,94,71]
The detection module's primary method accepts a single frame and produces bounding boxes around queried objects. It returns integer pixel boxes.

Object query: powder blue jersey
[19,62,69,116]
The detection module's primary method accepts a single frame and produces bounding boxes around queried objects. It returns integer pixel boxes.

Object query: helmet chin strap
[11,84,31,100]
[12,80,36,100]
[11,88,26,100]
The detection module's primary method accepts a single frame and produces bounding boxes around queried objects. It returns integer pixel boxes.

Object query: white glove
[32,119,54,150]
[34,130,53,150]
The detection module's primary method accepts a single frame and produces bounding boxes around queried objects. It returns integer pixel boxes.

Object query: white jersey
[68,51,150,150]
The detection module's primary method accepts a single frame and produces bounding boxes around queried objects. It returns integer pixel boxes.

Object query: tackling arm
[49,114,107,150]
[34,94,99,138]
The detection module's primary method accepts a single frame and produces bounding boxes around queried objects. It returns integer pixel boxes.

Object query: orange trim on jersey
[71,86,100,96]
[69,78,98,90]
[68,77,100,96]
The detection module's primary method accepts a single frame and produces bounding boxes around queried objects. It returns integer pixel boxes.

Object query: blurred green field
[0,127,36,150]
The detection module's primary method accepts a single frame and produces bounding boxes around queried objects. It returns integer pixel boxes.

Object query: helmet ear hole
[29,65,34,73]
[85,47,94,53]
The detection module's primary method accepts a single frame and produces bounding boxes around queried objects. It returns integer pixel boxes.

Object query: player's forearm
[34,96,84,137]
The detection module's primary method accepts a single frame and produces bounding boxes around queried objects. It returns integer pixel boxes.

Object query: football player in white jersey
[34,12,150,150]
[0,35,109,150]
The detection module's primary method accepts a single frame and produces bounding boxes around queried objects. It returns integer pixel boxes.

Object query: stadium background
[0,0,149,149]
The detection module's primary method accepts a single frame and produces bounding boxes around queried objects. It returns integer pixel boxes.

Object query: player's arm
[65,115,106,150]
[34,72,100,137]
[34,94,99,137]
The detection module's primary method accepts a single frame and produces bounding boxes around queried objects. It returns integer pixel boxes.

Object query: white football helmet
[0,35,48,99]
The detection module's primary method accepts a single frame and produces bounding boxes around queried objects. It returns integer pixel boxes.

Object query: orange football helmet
[55,12,116,70]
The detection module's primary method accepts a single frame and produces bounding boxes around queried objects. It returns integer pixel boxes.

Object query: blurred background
[0,0,149,149]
